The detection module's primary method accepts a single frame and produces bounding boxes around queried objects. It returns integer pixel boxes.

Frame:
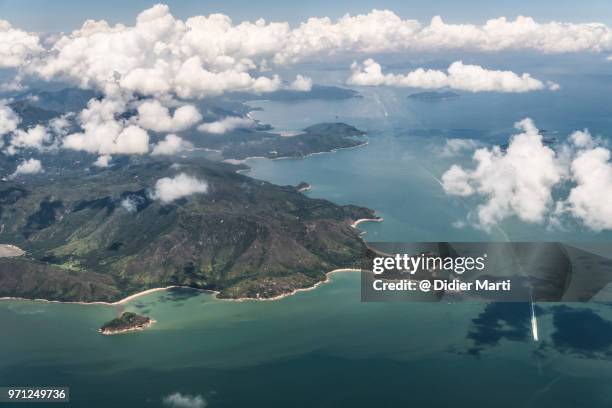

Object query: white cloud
[441,120,612,232]
[569,129,595,149]
[0,20,42,68]
[151,172,208,203]
[0,104,20,135]
[438,138,480,157]
[441,118,565,229]
[93,154,112,167]
[197,116,255,134]
[163,392,207,408]
[29,5,286,99]
[62,97,150,155]
[6,125,51,155]
[452,220,467,229]
[348,59,558,92]
[441,164,474,196]
[561,147,612,231]
[151,134,193,155]
[276,13,612,63]
[0,75,25,92]
[288,74,313,91]
[552,130,612,231]
[120,196,143,213]
[48,114,72,136]
[9,158,43,178]
[6,6,605,100]
[121,198,137,213]
[136,100,201,133]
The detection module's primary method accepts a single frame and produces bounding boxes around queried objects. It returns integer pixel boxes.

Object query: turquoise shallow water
[3,79,612,407]
[2,275,612,407]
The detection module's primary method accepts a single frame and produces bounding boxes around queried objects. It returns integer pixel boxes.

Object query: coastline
[0,218,381,307]
[351,217,384,229]
[0,286,179,307]
[0,269,363,306]
[223,268,361,302]
[224,140,369,168]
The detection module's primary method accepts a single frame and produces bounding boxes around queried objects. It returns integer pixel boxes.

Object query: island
[99,312,155,335]
[230,85,360,102]
[8,88,368,162]
[408,91,459,100]
[191,122,367,160]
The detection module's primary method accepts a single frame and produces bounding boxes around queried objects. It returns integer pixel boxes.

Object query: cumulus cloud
[48,114,72,136]
[151,134,193,155]
[276,12,612,63]
[348,59,559,92]
[197,116,255,134]
[9,158,43,178]
[5,6,606,100]
[0,104,20,135]
[438,138,480,157]
[136,100,202,132]
[5,125,51,155]
[151,173,208,203]
[163,392,207,408]
[553,130,612,231]
[561,147,612,230]
[0,20,42,68]
[288,74,313,91]
[62,97,150,155]
[121,197,137,213]
[0,75,25,92]
[441,118,565,229]
[29,5,285,99]
[1,105,64,155]
[93,154,112,168]
[441,120,612,231]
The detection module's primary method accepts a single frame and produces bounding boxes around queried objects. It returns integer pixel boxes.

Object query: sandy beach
[0,214,379,307]
[351,217,384,229]
[0,269,363,306]
[0,244,25,257]
[224,140,369,168]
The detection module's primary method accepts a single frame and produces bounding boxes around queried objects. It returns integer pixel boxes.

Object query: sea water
[2,72,612,407]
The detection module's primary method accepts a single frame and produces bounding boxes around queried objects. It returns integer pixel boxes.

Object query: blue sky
[2,0,612,32]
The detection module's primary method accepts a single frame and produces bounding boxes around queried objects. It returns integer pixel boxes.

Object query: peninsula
[0,157,377,302]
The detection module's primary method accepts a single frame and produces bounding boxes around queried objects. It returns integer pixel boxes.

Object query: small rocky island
[99,312,155,335]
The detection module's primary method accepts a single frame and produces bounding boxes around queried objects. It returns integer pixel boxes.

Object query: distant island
[7,88,367,162]
[231,85,360,102]
[192,122,367,161]
[99,312,154,335]
[408,91,460,100]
